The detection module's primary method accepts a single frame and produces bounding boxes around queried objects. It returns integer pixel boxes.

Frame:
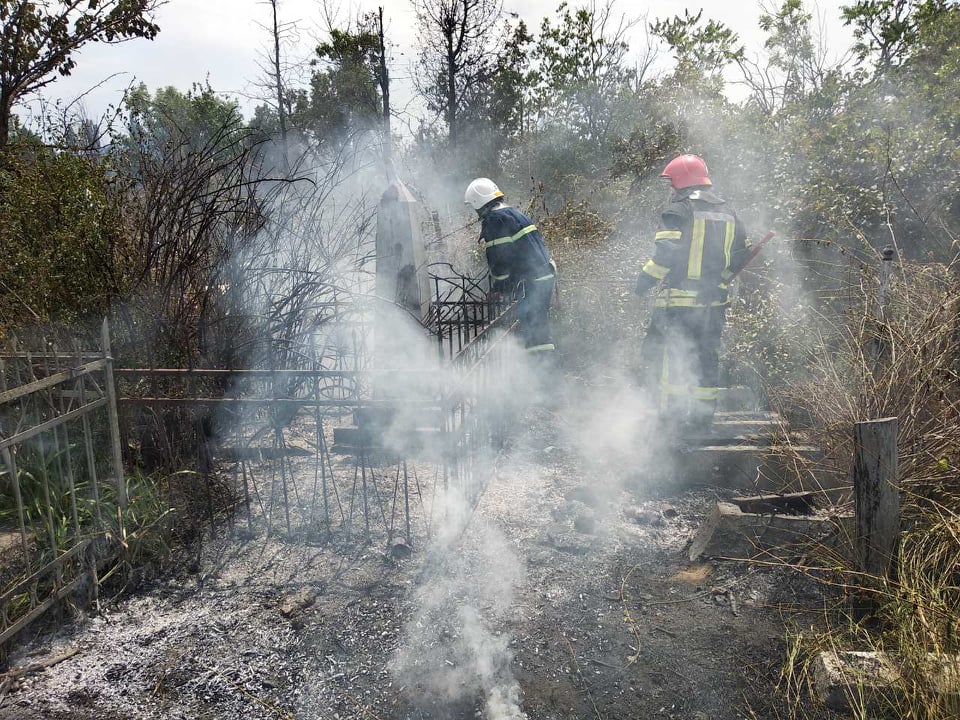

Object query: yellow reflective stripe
[513,224,537,240]
[655,230,682,241]
[486,224,537,247]
[653,287,728,307]
[723,220,735,271]
[691,386,720,401]
[661,384,719,400]
[654,296,728,308]
[721,268,734,281]
[688,218,705,279]
[658,288,698,298]
[491,272,510,280]
[526,343,555,352]
[533,273,555,281]
[642,260,670,280]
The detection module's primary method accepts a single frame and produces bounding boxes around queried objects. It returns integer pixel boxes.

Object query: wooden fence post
[853,417,899,577]
[101,319,127,508]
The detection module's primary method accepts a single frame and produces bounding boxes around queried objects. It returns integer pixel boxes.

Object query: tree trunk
[270,0,289,171]
[0,88,12,148]
[445,27,457,145]
[377,7,391,161]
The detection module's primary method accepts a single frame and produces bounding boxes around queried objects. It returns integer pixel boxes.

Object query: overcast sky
[28,0,854,128]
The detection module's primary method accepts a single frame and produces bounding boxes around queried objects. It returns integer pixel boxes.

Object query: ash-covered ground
[1,383,833,720]
[1,216,834,719]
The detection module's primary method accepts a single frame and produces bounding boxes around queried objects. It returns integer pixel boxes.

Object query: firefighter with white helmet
[464,178,556,355]
[634,154,753,431]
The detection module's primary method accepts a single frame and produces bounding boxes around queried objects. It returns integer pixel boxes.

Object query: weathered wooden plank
[853,417,899,577]
[0,577,86,646]
[113,368,367,376]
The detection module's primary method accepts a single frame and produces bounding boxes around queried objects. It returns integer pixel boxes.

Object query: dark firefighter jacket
[479,203,554,292]
[635,188,752,307]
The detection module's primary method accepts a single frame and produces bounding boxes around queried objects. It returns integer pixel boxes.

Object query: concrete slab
[675,443,834,492]
[813,650,960,712]
[688,500,851,561]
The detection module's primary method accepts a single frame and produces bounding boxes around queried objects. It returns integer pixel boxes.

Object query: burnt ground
[0,208,836,720]
[0,380,837,720]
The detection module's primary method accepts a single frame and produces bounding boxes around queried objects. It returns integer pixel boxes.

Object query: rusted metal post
[76,342,102,531]
[878,245,894,312]
[51,346,81,540]
[872,246,895,370]
[2,447,31,573]
[100,319,127,508]
[853,417,899,577]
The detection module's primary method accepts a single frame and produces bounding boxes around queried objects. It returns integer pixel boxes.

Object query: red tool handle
[730,230,775,281]
[746,230,776,261]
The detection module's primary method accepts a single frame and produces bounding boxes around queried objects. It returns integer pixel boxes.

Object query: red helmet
[661,154,711,189]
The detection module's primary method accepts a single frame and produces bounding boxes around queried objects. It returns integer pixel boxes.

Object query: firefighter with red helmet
[464,178,556,355]
[634,154,753,431]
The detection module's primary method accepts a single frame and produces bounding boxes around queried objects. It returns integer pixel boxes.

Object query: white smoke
[390,485,528,719]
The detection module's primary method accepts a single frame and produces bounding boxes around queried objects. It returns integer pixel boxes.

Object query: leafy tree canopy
[0,0,162,146]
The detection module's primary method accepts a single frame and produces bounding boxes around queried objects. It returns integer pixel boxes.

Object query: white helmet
[464,177,504,211]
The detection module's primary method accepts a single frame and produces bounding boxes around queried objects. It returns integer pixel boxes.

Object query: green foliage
[0,0,161,146]
[463,20,532,141]
[0,142,124,335]
[531,1,635,143]
[723,273,817,393]
[650,9,743,91]
[123,82,245,157]
[286,23,384,142]
[412,0,503,145]
[0,443,174,570]
[842,0,921,76]
[508,2,646,199]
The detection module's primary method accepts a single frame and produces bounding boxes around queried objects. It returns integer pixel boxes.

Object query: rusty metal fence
[0,321,126,651]
[0,269,521,650]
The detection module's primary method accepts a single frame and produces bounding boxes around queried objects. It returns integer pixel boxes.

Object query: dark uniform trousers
[638,305,726,428]
[518,275,556,353]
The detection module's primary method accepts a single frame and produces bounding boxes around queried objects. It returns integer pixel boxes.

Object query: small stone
[574,514,596,534]
[387,542,413,560]
[279,588,318,618]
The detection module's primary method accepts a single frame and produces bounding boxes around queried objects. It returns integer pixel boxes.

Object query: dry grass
[537,200,615,261]
[766,256,960,719]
